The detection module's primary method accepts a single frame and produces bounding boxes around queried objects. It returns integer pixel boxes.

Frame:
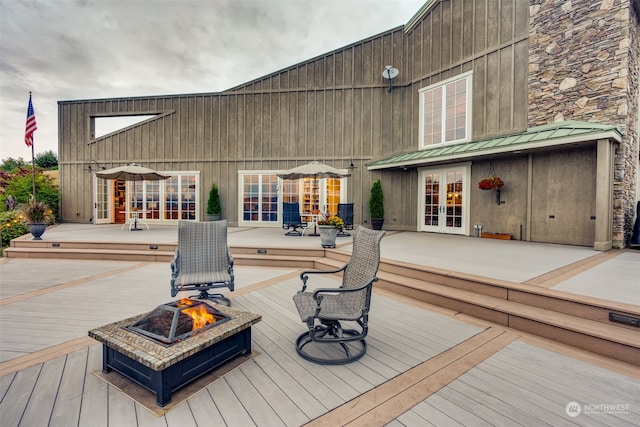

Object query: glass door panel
[144,180,161,220]
[423,172,440,230]
[444,169,464,233]
[261,175,278,222]
[325,178,341,216]
[94,175,111,224]
[164,176,179,220]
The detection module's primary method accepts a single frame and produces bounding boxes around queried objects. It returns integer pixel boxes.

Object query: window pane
[423,87,443,146]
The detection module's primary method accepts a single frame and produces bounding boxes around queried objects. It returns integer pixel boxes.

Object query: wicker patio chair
[170,220,234,306]
[282,202,307,236]
[292,226,385,364]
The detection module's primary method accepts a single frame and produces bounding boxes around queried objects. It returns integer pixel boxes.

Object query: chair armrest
[227,247,234,266]
[312,277,377,301]
[170,250,180,276]
[298,264,347,292]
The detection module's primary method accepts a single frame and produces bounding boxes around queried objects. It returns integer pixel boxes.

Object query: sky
[0,0,425,162]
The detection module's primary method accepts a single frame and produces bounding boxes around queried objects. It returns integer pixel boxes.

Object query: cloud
[0,0,424,161]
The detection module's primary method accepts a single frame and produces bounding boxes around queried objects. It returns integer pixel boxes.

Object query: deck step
[314,254,640,367]
[3,243,322,267]
[375,271,639,366]
[2,246,175,262]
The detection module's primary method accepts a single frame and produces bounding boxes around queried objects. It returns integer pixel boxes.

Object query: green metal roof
[367,120,622,170]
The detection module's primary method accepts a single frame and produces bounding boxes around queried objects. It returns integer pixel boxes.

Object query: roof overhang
[367,121,622,171]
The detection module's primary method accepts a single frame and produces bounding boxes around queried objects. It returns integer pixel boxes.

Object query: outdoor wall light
[382,65,399,93]
[85,160,106,172]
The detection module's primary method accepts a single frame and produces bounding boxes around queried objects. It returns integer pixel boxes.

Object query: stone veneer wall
[528,0,639,248]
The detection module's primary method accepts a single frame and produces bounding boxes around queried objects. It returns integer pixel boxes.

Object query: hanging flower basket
[478,177,504,191]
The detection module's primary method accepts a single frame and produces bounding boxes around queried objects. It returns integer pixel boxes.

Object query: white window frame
[237,171,280,227]
[419,71,472,148]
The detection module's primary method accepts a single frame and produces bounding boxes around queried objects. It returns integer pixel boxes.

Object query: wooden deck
[1,259,639,426]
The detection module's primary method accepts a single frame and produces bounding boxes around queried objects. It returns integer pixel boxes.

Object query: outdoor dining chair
[282,202,307,236]
[170,220,235,306]
[337,203,354,236]
[292,226,385,364]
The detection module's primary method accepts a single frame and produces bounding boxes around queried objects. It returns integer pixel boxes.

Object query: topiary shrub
[207,183,221,216]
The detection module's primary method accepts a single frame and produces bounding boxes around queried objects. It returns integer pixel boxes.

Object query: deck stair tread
[375,270,639,348]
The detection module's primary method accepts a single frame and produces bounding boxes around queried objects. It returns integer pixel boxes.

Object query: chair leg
[295,320,366,365]
[190,290,231,306]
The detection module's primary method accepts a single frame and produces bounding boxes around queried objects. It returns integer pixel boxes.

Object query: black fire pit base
[102,327,251,406]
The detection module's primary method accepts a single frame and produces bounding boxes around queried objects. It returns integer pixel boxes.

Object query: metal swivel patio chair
[282,202,307,236]
[170,220,234,306]
[292,226,385,364]
[337,203,354,236]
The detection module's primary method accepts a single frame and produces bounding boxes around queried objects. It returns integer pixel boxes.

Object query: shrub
[207,184,221,215]
[369,179,384,218]
[0,211,28,247]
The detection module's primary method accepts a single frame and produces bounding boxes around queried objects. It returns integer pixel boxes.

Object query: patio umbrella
[277,161,350,236]
[96,164,171,231]
[276,161,351,180]
[95,163,171,181]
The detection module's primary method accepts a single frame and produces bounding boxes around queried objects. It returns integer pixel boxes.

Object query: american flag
[25,94,37,147]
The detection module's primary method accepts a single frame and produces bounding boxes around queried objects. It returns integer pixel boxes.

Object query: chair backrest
[177,220,229,274]
[283,202,302,225]
[337,203,354,226]
[342,226,385,291]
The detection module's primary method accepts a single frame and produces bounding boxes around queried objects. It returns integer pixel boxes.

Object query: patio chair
[337,203,354,236]
[282,202,307,236]
[170,220,234,306]
[292,226,385,364]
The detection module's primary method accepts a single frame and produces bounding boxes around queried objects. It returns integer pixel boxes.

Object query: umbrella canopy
[277,161,350,180]
[95,164,171,181]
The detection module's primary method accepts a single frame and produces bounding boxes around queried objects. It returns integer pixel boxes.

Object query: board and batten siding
[59,0,530,230]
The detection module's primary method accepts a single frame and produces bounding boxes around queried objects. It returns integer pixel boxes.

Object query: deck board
[179,387,224,426]
[207,377,257,426]
[240,358,310,426]
[407,340,640,426]
[0,363,42,427]
[19,355,66,427]
[49,349,88,427]
[225,367,287,426]
[78,344,108,427]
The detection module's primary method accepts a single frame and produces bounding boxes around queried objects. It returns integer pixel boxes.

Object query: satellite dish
[382,66,399,80]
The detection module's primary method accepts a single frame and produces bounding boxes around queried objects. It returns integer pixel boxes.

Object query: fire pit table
[89,300,261,406]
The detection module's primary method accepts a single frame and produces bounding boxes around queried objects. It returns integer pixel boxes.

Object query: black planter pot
[28,223,47,240]
[370,218,384,231]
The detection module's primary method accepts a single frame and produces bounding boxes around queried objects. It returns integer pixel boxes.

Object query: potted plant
[478,176,504,190]
[206,184,222,221]
[317,214,345,248]
[369,179,384,230]
[20,196,52,240]
[478,176,505,204]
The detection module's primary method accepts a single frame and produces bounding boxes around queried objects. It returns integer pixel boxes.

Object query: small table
[120,211,149,231]
[302,214,320,236]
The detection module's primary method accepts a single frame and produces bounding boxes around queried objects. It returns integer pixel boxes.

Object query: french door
[93,175,112,224]
[419,164,470,235]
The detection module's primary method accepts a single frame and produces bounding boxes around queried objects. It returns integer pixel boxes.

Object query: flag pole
[31,132,36,198]
[25,91,37,198]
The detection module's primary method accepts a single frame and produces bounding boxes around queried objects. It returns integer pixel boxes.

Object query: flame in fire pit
[126,299,231,345]
[183,302,216,330]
